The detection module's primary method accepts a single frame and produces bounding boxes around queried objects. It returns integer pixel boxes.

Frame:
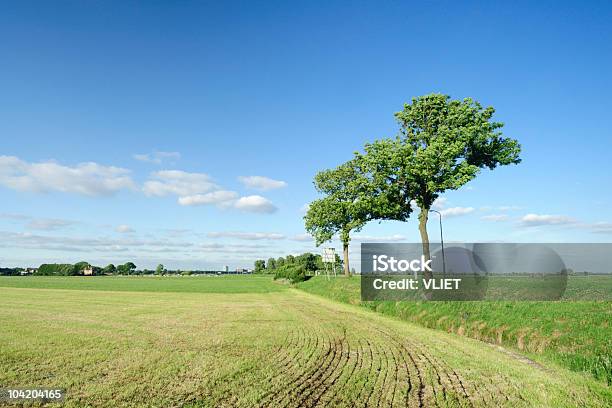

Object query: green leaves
[305,160,372,246]
[371,93,522,213]
[304,93,521,254]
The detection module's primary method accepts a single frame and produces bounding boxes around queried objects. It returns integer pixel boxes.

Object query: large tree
[304,160,374,276]
[358,94,521,272]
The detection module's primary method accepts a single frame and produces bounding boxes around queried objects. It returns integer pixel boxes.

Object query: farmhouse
[83,266,94,276]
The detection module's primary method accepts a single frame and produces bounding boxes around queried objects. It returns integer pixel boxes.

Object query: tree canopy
[304,160,373,275]
[355,93,521,268]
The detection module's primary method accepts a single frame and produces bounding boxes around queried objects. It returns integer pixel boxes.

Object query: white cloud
[144,172,278,213]
[290,233,313,242]
[207,231,285,240]
[133,151,181,164]
[498,206,523,211]
[0,156,135,196]
[143,170,217,197]
[0,231,195,254]
[589,222,612,234]
[0,213,77,231]
[432,197,448,209]
[440,207,475,217]
[520,213,576,226]
[429,196,474,218]
[27,218,76,231]
[238,176,287,191]
[233,195,277,213]
[115,225,134,233]
[481,214,510,222]
[178,191,238,206]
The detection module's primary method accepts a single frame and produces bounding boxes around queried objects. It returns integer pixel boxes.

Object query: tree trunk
[343,242,350,277]
[418,207,432,280]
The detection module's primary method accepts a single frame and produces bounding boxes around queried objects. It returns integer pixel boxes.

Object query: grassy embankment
[297,275,612,385]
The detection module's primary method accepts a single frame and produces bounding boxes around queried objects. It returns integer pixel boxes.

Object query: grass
[1,279,610,407]
[0,275,285,294]
[296,275,612,385]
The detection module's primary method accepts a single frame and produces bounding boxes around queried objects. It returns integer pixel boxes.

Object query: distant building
[225,265,229,272]
[83,266,94,276]
[20,268,36,276]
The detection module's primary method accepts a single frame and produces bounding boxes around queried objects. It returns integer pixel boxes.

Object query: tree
[296,252,318,273]
[155,264,165,275]
[72,261,91,275]
[36,263,74,276]
[254,259,266,273]
[103,264,116,275]
[305,160,375,276]
[117,262,137,275]
[276,257,285,268]
[267,258,276,271]
[359,94,521,275]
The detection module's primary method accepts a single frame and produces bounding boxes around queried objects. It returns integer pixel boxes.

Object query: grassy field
[0,276,610,407]
[297,276,612,385]
[0,275,283,293]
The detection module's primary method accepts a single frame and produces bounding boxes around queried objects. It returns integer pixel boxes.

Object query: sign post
[322,247,337,280]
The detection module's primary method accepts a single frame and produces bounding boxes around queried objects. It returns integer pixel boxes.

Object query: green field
[297,275,612,385]
[0,275,283,293]
[0,276,610,407]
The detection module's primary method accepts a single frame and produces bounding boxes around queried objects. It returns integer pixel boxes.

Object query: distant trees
[117,262,137,275]
[155,264,166,275]
[254,260,266,273]
[103,264,116,274]
[73,261,91,275]
[36,264,78,276]
[250,252,342,282]
[33,262,138,276]
[0,267,24,276]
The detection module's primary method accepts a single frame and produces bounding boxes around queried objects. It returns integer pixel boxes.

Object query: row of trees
[254,252,342,273]
[34,262,137,276]
[305,94,522,276]
[254,252,342,282]
[0,267,26,276]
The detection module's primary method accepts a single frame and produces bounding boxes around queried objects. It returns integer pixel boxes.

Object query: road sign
[322,247,336,263]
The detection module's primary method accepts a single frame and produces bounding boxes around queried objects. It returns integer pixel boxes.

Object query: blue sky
[1,1,611,270]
